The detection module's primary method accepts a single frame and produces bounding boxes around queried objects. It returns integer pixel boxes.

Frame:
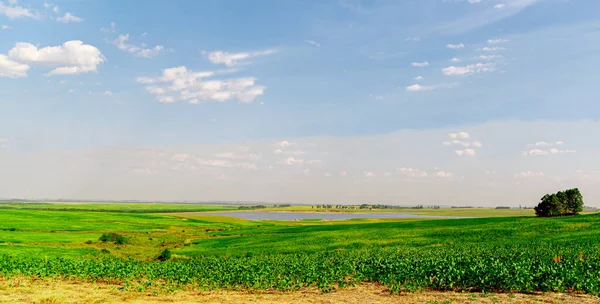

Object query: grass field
[0,202,236,213]
[0,203,599,297]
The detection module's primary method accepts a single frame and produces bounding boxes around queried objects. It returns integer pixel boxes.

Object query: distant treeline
[0,206,226,213]
[313,204,441,210]
[237,204,291,210]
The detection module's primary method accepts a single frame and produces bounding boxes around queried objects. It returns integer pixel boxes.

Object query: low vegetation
[0,203,598,296]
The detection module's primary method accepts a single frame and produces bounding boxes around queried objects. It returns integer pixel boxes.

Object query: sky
[1,0,600,206]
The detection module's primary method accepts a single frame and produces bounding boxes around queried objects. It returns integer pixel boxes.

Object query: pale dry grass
[0,278,597,304]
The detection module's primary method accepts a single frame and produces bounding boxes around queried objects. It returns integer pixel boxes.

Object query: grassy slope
[0,205,599,262]
[0,202,235,213]
[178,213,600,256]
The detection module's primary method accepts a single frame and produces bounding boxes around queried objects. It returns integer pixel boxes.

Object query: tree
[534,188,584,217]
[565,188,584,215]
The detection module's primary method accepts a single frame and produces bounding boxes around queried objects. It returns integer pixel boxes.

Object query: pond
[210,211,466,221]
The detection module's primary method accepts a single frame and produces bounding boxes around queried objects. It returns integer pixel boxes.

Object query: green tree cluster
[534,188,583,217]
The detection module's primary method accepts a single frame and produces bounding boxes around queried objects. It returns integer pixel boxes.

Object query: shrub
[99,232,127,244]
[100,249,110,254]
[85,240,93,245]
[157,249,171,261]
[115,235,126,245]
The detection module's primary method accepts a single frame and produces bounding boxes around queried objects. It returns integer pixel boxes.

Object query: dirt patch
[0,279,597,304]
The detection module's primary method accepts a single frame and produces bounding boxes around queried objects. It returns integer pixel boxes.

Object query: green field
[0,202,236,213]
[0,204,599,295]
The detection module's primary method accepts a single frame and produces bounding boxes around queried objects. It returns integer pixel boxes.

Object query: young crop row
[1,242,599,294]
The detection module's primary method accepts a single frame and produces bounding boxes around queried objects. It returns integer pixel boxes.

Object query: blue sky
[1,0,600,205]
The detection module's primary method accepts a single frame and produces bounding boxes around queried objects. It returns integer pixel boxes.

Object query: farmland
[0,203,599,302]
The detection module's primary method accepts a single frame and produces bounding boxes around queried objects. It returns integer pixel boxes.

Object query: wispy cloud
[304,40,320,47]
[203,49,277,67]
[112,34,164,58]
[447,43,465,49]
[411,61,429,67]
[405,83,457,92]
[442,62,495,76]
[57,12,83,23]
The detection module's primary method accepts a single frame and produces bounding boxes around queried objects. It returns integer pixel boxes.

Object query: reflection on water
[211,211,466,221]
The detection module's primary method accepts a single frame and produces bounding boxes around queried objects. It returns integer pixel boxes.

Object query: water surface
[211,211,466,221]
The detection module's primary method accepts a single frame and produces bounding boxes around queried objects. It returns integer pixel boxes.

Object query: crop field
[0,203,599,302]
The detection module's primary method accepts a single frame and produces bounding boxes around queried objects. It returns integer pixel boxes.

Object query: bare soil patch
[0,279,597,304]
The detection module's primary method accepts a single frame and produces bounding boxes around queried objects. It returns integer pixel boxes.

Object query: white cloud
[471,141,483,148]
[446,43,465,49]
[237,145,250,152]
[133,168,158,175]
[525,149,548,156]
[0,54,29,78]
[436,171,453,178]
[43,2,59,13]
[101,22,116,33]
[158,96,175,103]
[514,171,544,178]
[102,90,112,96]
[236,162,257,170]
[524,146,575,156]
[204,49,277,67]
[488,38,508,44]
[146,87,166,95]
[555,140,564,145]
[67,89,76,94]
[405,82,457,92]
[275,149,306,156]
[112,34,164,58]
[214,152,261,160]
[476,55,503,60]
[216,174,230,180]
[277,140,292,147]
[398,167,427,177]
[414,76,424,80]
[481,47,505,52]
[137,66,266,103]
[304,40,320,47]
[468,0,482,3]
[306,160,322,165]
[406,84,433,92]
[172,153,191,162]
[450,57,461,62]
[0,2,37,19]
[442,62,495,76]
[411,61,429,67]
[340,171,347,177]
[280,157,304,165]
[1,25,11,30]
[364,171,375,177]
[494,3,506,9]
[455,148,476,156]
[8,40,104,76]
[324,172,332,177]
[451,140,470,147]
[550,148,576,155]
[57,12,83,23]
[534,141,550,147]
[374,95,384,100]
[449,132,469,139]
